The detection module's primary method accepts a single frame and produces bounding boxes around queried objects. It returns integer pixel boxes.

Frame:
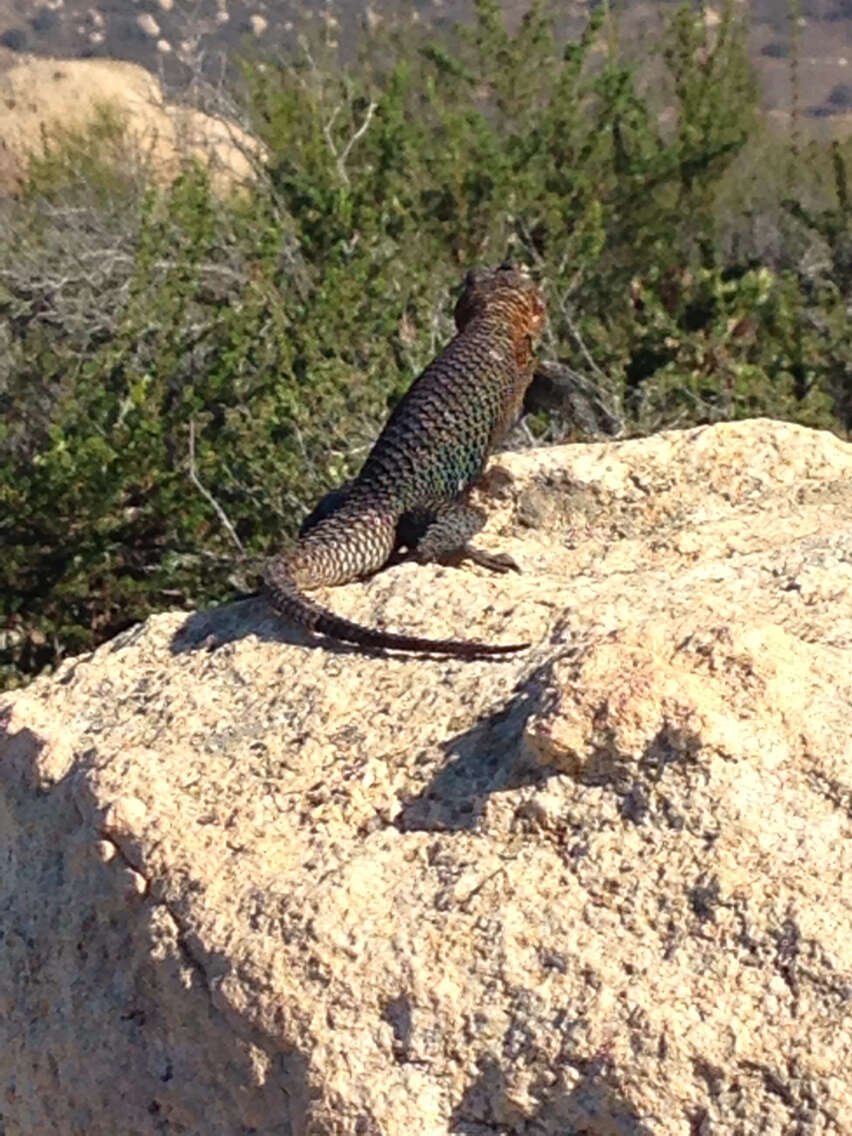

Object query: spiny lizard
[264,262,546,658]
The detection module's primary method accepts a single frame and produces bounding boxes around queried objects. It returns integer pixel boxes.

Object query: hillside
[0,0,850,134]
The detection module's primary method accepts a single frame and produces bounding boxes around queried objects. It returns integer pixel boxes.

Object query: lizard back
[357,265,544,512]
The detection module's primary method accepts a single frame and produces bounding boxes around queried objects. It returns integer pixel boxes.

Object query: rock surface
[0,57,264,194]
[2,417,851,1135]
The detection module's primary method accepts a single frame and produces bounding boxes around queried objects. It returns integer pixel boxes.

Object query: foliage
[1,0,850,688]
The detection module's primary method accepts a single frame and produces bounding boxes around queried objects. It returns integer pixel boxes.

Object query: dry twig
[188,418,245,555]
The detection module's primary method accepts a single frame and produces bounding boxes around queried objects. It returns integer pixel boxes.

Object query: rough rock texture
[0,57,264,194]
[2,418,851,1135]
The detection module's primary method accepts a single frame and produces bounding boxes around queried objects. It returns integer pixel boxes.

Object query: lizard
[264,261,546,658]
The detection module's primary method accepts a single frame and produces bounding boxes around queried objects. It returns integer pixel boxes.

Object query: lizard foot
[464,545,521,574]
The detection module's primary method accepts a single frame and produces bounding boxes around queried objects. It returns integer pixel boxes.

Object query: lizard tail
[263,564,528,659]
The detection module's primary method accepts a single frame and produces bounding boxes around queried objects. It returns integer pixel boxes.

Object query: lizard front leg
[413,503,520,574]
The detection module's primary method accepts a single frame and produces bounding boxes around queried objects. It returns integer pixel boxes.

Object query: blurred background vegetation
[1,0,850,688]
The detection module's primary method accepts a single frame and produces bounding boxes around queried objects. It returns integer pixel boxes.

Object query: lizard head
[453,261,546,340]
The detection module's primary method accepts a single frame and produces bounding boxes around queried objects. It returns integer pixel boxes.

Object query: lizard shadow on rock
[0,724,312,1136]
[397,656,565,834]
[450,1054,655,1135]
[169,593,386,661]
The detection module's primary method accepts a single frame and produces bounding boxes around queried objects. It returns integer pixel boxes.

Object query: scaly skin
[264,262,546,658]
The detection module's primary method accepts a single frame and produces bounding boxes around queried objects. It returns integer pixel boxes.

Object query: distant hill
[0,0,850,134]
[0,55,265,194]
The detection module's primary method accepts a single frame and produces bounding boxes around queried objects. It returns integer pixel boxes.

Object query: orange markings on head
[454,262,546,338]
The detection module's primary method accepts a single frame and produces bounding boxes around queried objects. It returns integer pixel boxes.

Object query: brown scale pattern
[264,263,546,658]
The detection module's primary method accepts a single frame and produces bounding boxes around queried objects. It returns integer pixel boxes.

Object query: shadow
[382,993,414,1064]
[0,723,311,1135]
[395,641,703,835]
[397,657,562,833]
[170,592,304,654]
[450,1055,655,1135]
[169,593,375,661]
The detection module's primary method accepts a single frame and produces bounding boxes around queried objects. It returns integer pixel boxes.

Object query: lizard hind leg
[414,503,521,575]
[288,506,398,588]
